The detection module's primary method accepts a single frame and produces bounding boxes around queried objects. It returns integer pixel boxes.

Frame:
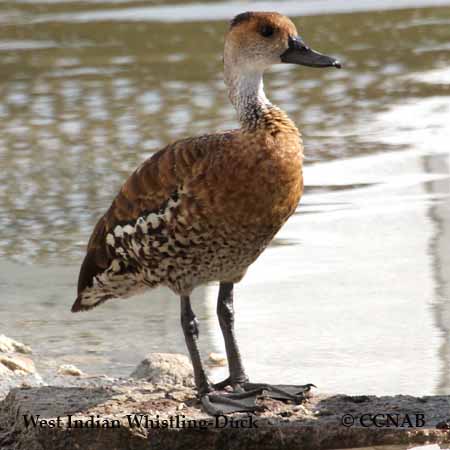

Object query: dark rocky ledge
[1,377,450,450]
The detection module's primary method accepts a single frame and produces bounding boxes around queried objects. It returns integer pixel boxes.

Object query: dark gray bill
[280,36,341,69]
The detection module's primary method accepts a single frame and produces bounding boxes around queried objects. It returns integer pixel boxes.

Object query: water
[1,0,450,395]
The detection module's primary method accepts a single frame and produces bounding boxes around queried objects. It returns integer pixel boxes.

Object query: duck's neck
[225,66,298,135]
[225,67,273,129]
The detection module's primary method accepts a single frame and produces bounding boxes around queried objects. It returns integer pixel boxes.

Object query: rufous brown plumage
[72,12,308,312]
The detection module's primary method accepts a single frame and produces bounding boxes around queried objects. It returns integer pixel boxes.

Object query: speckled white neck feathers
[225,66,272,128]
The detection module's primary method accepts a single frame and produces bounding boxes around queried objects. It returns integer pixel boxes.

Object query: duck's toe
[201,390,266,415]
[243,382,315,403]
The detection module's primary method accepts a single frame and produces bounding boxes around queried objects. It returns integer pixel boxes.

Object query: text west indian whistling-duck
[72,11,341,415]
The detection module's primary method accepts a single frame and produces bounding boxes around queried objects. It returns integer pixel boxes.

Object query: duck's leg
[180,295,262,415]
[214,282,249,389]
[180,295,210,395]
[214,282,314,404]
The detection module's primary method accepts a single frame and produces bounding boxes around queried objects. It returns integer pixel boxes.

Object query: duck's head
[224,11,341,73]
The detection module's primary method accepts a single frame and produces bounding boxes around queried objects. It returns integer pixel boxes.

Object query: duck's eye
[260,25,274,38]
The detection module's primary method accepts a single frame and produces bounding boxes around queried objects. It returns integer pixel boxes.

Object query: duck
[72,11,341,415]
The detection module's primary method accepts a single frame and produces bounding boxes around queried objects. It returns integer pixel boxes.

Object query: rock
[0,335,31,354]
[0,368,43,401]
[1,382,450,450]
[130,353,194,386]
[207,352,227,366]
[57,364,84,377]
[0,363,10,377]
[0,355,36,374]
[293,404,309,413]
[0,343,42,400]
[410,446,442,450]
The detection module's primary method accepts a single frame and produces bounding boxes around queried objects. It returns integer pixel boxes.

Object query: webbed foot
[210,378,315,408]
[243,382,315,403]
[201,389,267,415]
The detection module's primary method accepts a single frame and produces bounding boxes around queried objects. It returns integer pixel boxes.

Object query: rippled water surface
[1,0,450,394]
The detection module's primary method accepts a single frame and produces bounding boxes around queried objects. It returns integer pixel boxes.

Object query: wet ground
[1,0,450,395]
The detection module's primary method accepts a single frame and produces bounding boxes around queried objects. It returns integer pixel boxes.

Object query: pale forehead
[230,11,298,36]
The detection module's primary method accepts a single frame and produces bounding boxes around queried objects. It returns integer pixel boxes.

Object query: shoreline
[2,379,450,450]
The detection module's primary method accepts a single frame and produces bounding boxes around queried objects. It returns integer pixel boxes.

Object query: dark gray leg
[180,294,262,415]
[181,290,312,414]
[215,282,248,387]
[180,295,210,395]
[214,283,314,403]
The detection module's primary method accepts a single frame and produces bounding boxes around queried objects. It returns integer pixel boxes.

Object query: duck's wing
[72,132,232,312]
